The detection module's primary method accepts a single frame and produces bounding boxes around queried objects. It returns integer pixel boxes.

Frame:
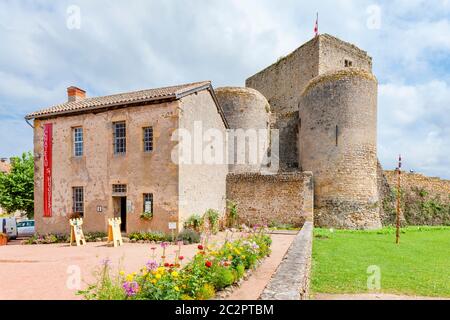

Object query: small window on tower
[345,59,353,68]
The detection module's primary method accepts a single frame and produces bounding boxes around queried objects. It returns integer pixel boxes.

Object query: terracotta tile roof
[25,81,212,120]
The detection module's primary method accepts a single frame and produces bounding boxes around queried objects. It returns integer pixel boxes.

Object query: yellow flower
[119,270,125,276]
[155,274,162,280]
[174,286,180,292]
[241,255,246,259]
[171,271,179,278]
[157,267,165,273]
[228,255,233,260]
[126,274,134,282]
[151,279,157,284]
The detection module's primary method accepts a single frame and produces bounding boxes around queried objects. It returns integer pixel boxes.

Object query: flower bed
[78,230,272,300]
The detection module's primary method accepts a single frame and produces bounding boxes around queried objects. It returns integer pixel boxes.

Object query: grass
[311,226,450,297]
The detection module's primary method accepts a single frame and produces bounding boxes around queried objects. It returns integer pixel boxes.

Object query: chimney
[67,86,86,102]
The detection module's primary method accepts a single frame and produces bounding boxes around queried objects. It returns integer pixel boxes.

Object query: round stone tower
[215,87,271,173]
[299,68,381,229]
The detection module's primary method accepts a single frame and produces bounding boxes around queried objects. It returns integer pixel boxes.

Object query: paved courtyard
[0,233,295,300]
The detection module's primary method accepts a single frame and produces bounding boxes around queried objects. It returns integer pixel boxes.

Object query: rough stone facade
[246,34,372,171]
[299,69,381,229]
[381,171,450,226]
[226,172,313,227]
[33,89,227,235]
[215,87,271,174]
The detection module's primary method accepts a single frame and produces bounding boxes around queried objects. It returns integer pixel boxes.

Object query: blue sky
[0,0,449,178]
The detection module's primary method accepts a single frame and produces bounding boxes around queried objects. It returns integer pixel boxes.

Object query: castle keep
[27,34,389,234]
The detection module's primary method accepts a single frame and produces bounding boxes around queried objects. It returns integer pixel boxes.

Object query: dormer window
[345,59,353,67]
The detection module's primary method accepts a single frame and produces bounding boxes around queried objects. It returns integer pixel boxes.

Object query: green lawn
[311,226,450,297]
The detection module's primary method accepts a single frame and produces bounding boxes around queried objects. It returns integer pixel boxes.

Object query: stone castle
[220,34,381,229]
[28,33,446,235]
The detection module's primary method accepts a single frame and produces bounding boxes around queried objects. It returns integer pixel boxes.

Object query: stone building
[28,33,420,233]
[26,82,228,234]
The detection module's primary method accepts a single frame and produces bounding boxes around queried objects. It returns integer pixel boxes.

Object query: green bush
[85,232,107,242]
[184,214,204,232]
[23,233,68,245]
[212,267,235,289]
[79,232,273,300]
[176,229,201,244]
[204,209,220,234]
[128,231,171,242]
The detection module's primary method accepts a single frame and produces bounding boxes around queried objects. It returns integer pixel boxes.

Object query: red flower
[169,264,175,268]
[179,256,184,261]
[198,245,204,250]
[164,262,170,267]
[205,261,212,268]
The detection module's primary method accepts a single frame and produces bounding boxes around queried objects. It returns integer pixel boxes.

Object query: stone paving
[0,232,296,300]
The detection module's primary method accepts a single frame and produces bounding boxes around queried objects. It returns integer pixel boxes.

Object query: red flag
[314,13,319,37]
[43,123,53,217]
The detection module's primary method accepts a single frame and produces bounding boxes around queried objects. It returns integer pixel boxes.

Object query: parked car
[17,220,35,237]
[0,217,18,239]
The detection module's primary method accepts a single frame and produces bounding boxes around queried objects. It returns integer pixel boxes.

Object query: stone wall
[215,87,271,174]
[226,172,313,227]
[33,101,181,235]
[245,34,372,172]
[178,90,228,226]
[260,222,313,300]
[299,69,381,229]
[381,171,450,226]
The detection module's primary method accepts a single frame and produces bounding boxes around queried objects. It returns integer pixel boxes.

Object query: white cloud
[0,0,448,178]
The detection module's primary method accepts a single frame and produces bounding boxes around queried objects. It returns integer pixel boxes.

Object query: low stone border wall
[259,221,313,300]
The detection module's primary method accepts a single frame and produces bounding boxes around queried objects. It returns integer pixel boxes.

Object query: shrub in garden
[204,209,220,234]
[176,229,201,244]
[184,214,204,232]
[85,232,107,242]
[79,231,272,300]
[128,231,171,242]
[23,233,68,245]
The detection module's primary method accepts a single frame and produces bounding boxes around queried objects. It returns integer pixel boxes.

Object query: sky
[0,0,449,178]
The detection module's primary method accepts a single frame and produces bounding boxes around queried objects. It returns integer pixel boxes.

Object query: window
[113,122,126,154]
[143,193,153,213]
[143,127,154,152]
[73,127,83,157]
[112,184,127,194]
[72,187,84,215]
[344,59,353,67]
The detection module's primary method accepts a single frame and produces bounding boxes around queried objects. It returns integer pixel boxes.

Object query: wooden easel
[107,217,123,247]
[69,218,86,246]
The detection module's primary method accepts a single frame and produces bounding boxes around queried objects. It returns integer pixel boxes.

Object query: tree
[0,152,34,218]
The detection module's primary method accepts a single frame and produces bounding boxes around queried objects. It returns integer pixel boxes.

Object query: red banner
[43,123,53,217]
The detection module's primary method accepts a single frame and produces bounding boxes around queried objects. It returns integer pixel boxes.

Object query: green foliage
[312,227,450,297]
[176,229,201,244]
[211,266,235,289]
[382,187,450,226]
[85,232,107,242]
[226,200,239,227]
[0,152,34,218]
[204,209,220,234]
[23,233,68,245]
[79,232,272,300]
[184,214,204,232]
[77,263,126,300]
[140,212,153,221]
[128,231,171,242]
